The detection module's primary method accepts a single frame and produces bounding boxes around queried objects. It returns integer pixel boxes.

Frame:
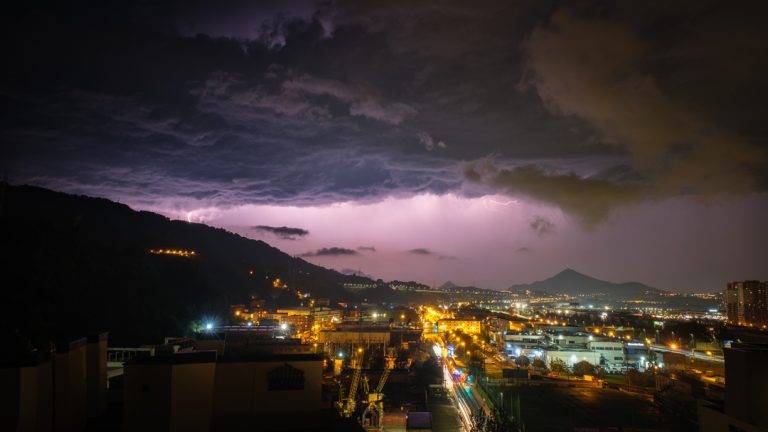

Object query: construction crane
[374,367,391,394]
[361,357,394,431]
[339,348,364,418]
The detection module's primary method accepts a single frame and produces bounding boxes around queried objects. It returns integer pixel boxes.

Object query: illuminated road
[435,339,496,431]
[650,345,724,363]
[443,364,473,431]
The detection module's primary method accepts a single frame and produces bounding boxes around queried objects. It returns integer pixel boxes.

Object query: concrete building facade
[319,328,391,345]
[698,343,768,432]
[86,332,108,418]
[552,332,592,347]
[123,351,324,432]
[1,333,109,432]
[0,352,52,432]
[53,338,88,432]
[211,354,323,430]
[436,319,481,335]
[123,351,217,432]
[544,348,601,367]
[587,340,626,365]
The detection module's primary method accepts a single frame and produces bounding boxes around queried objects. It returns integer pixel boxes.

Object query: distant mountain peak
[556,267,580,276]
[439,281,457,290]
[553,268,594,280]
[509,268,661,300]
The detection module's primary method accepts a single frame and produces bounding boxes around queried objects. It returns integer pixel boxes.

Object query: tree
[515,356,530,368]
[594,366,606,379]
[550,358,567,374]
[413,357,442,386]
[532,358,548,370]
[572,360,596,377]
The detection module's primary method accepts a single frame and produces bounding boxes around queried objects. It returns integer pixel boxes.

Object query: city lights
[7,3,766,432]
[149,248,196,257]
[433,344,442,357]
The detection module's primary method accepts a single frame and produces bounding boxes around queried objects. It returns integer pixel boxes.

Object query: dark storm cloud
[301,247,359,257]
[357,246,377,252]
[516,247,533,254]
[529,216,555,236]
[2,1,767,222]
[465,160,646,224]
[417,132,446,151]
[282,74,418,124]
[406,248,456,260]
[174,0,334,45]
[407,248,433,255]
[489,4,768,221]
[252,225,309,240]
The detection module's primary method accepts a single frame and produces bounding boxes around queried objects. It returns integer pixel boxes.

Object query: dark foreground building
[698,343,768,431]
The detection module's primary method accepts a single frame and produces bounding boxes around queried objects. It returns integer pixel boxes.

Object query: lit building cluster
[341,282,379,291]
[437,318,481,334]
[725,281,768,328]
[148,248,196,257]
[388,281,433,291]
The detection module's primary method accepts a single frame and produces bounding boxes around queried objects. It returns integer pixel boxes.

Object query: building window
[268,364,305,391]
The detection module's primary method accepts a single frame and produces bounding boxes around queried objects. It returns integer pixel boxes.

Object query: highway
[443,363,474,431]
[435,337,498,432]
[650,345,724,363]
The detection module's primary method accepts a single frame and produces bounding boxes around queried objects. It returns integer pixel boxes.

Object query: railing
[107,347,154,366]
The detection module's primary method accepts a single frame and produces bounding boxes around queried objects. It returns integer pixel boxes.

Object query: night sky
[2,1,767,292]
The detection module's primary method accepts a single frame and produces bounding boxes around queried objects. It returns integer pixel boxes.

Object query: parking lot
[510,385,683,432]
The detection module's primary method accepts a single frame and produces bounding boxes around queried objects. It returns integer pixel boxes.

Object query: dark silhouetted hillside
[0,184,371,345]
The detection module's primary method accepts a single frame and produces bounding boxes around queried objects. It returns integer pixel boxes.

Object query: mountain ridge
[508,268,665,299]
[1,184,373,344]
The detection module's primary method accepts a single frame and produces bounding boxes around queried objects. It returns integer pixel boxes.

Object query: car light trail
[444,363,472,431]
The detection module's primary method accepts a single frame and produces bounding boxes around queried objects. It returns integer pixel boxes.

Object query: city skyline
[3,1,767,292]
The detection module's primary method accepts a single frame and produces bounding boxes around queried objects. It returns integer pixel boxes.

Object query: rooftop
[127,351,322,365]
[127,350,217,365]
[406,411,432,428]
